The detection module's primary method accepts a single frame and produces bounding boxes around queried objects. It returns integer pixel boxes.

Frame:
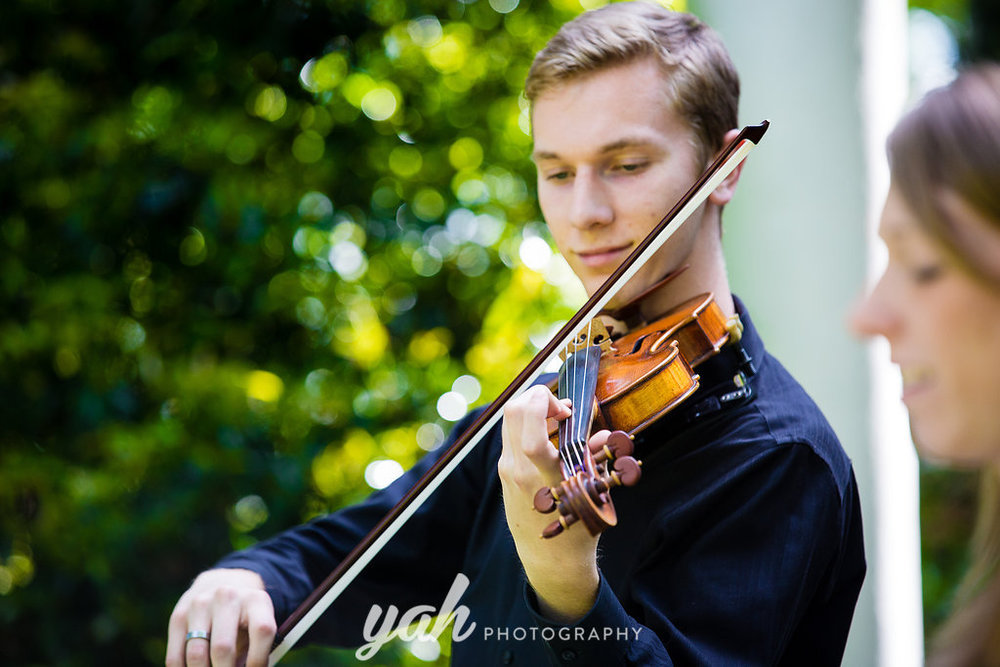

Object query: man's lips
[575,244,633,268]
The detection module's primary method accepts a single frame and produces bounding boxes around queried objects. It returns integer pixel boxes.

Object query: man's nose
[568,172,614,230]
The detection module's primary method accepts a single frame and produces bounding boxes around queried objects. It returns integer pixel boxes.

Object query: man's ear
[707,128,745,207]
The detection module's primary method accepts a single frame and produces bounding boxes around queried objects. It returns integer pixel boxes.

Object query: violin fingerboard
[557,345,602,466]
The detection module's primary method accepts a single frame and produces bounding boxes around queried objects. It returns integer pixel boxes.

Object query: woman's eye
[913,264,944,284]
[546,170,571,182]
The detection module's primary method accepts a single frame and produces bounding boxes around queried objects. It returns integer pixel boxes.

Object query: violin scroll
[532,430,642,539]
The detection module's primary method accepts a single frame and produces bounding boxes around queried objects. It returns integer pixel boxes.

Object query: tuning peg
[533,486,558,514]
[591,430,635,464]
[609,456,642,487]
[542,512,578,538]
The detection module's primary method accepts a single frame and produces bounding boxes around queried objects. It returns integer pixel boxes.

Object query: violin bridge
[559,318,614,361]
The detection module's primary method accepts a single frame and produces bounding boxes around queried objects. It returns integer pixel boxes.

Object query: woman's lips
[900,367,933,404]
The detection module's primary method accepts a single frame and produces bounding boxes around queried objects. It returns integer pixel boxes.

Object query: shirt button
[502,649,514,664]
[560,649,577,662]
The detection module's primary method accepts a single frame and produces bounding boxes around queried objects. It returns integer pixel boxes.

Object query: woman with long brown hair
[853,62,1000,665]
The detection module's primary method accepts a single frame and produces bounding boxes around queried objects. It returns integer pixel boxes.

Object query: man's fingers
[165,570,273,667]
[587,429,611,450]
[540,390,573,421]
[206,587,244,667]
[165,600,191,667]
[243,592,278,667]
[507,386,571,424]
[550,394,573,420]
[183,597,213,667]
[511,387,570,453]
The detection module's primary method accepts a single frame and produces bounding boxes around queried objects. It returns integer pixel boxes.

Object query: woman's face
[852,184,1000,466]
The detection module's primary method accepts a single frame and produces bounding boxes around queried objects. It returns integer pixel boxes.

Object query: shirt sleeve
[214,409,494,648]
[525,575,672,665]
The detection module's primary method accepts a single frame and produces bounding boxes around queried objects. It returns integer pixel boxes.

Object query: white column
[859,2,924,666]
[691,0,920,664]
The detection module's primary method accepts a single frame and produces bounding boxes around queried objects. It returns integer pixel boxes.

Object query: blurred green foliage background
[0,0,598,663]
[0,0,996,664]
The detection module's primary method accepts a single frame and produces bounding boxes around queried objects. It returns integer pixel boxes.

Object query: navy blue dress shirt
[218,297,866,665]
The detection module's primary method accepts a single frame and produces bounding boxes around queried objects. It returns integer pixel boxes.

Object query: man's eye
[546,171,571,181]
[614,162,647,173]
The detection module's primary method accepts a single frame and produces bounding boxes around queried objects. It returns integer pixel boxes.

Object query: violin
[534,292,737,538]
[268,121,769,664]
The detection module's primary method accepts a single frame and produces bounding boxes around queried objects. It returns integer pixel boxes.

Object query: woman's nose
[849,275,898,340]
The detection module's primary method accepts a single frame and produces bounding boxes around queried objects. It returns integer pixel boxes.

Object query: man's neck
[638,244,734,324]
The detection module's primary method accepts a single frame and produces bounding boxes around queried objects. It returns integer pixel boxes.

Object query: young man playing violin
[167,4,865,666]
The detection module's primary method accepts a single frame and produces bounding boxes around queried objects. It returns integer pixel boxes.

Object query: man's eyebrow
[531,149,560,162]
[532,137,658,162]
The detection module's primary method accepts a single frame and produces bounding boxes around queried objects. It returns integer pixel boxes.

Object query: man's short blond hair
[525,2,739,166]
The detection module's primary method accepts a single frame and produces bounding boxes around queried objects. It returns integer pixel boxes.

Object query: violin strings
[564,326,581,474]
[559,342,576,476]
[560,320,592,476]
[558,402,572,476]
[573,324,588,471]
[572,332,586,473]
[557,338,573,476]
[558,334,572,475]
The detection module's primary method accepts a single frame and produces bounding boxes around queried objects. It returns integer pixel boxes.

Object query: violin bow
[269,120,769,664]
